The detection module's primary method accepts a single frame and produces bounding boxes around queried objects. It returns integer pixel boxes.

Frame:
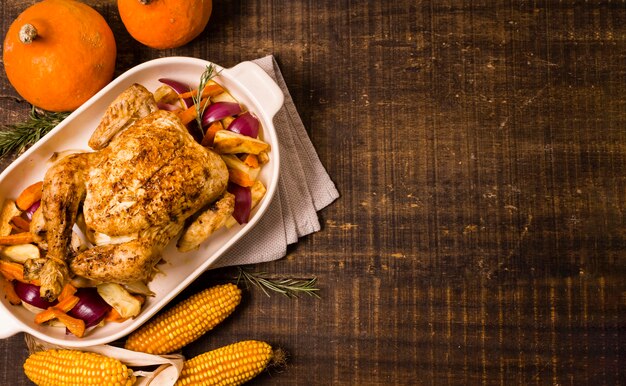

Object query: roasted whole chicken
[25,84,231,301]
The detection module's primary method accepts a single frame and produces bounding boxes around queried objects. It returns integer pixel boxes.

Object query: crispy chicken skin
[26,84,229,301]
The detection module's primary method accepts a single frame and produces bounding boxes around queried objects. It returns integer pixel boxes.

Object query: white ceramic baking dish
[0,57,283,347]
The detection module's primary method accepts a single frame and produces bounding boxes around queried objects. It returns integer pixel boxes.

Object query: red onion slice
[228,112,259,138]
[13,282,57,309]
[68,287,111,328]
[158,78,193,108]
[227,183,252,224]
[202,102,242,127]
[25,201,40,220]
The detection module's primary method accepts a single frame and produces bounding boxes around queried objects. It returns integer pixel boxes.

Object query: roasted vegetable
[213,130,270,155]
[1,243,40,263]
[97,283,142,319]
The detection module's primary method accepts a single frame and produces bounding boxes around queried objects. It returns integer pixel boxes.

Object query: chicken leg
[25,153,90,301]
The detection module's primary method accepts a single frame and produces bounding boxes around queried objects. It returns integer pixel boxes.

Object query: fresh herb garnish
[0,107,69,159]
[192,64,219,133]
[237,266,320,298]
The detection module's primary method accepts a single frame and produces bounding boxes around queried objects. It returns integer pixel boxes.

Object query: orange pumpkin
[2,0,117,112]
[118,0,212,50]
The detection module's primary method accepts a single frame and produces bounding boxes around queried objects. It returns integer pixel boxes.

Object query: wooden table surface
[1,1,625,385]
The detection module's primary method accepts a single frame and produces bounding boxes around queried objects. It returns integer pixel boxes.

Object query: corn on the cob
[175,340,273,386]
[125,283,242,355]
[23,349,135,386]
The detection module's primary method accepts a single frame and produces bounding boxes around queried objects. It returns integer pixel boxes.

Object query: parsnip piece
[153,84,180,104]
[213,130,270,155]
[123,281,155,297]
[221,116,235,129]
[0,199,22,236]
[220,155,260,181]
[97,282,142,319]
[211,92,238,104]
[1,243,40,263]
[257,151,270,165]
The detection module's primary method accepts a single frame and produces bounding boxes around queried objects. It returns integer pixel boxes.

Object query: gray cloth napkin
[212,55,339,268]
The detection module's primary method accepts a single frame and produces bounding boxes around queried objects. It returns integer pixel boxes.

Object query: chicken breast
[83,110,228,236]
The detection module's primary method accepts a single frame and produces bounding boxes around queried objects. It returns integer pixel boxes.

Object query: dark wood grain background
[1,0,624,384]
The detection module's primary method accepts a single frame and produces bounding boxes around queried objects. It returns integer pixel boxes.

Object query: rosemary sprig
[192,64,219,132]
[0,107,69,159]
[237,266,320,298]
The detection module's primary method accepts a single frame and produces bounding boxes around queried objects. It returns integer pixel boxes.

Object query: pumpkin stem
[19,24,38,44]
[139,0,153,4]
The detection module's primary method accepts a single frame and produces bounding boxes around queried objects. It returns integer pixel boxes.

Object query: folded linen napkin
[211,55,339,268]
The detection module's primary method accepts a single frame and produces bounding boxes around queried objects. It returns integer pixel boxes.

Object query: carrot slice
[52,308,85,337]
[200,121,224,147]
[176,97,210,125]
[0,260,40,285]
[10,216,30,233]
[15,181,43,211]
[178,83,225,99]
[176,105,197,125]
[34,295,80,324]
[58,283,77,302]
[228,169,255,187]
[104,307,127,323]
[242,154,259,168]
[1,276,21,305]
[0,260,25,282]
[0,233,34,245]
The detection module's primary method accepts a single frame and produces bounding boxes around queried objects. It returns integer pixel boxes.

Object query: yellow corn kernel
[23,349,135,386]
[175,340,273,386]
[125,283,242,355]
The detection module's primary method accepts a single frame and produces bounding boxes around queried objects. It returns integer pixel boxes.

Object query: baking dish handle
[0,306,22,339]
[227,61,285,119]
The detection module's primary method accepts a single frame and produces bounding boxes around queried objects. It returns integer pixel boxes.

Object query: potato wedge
[221,154,260,181]
[153,84,183,106]
[220,115,235,129]
[97,282,142,319]
[257,151,270,165]
[211,91,238,104]
[1,244,40,263]
[213,130,270,155]
[0,199,22,236]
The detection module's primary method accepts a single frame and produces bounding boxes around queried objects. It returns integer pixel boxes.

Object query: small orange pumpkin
[2,0,117,112]
[118,0,212,50]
